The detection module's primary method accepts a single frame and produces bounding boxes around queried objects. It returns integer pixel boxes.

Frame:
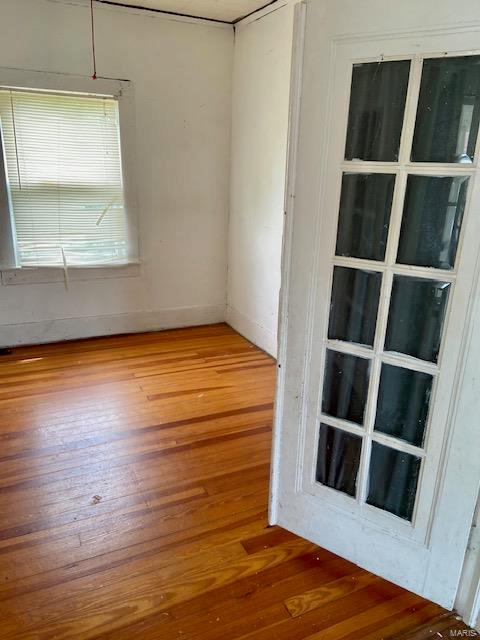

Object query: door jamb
[269,0,306,525]
[456,489,480,629]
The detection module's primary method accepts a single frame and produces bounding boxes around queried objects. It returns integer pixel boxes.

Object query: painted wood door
[271,0,480,609]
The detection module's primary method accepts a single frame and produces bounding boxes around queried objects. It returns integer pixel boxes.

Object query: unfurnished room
[0,1,480,638]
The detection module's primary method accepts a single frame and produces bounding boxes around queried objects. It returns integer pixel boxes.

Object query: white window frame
[0,67,139,284]
[0,118,18,270]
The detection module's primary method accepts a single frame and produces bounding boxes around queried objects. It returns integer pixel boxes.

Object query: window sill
[1,263,141,286]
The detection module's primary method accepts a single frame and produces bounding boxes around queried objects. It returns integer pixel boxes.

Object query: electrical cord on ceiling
[90,0,97,79]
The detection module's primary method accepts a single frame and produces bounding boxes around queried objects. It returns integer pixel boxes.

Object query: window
[0,86,135,269]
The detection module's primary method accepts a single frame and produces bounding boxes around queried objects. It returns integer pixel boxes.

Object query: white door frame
[270,0,480,615]
[456,492,480,629]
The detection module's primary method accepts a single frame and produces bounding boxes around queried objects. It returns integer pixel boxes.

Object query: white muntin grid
[312,51,480,527]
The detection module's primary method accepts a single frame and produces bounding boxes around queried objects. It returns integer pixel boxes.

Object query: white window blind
[0,89,131,267]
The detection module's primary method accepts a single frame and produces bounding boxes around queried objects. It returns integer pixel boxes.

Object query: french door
[271,0,480,608]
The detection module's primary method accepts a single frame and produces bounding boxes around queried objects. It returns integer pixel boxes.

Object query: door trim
[456,494,480,628]
[269,0,307,525]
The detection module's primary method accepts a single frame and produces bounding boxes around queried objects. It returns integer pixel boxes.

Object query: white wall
[0,0,233,346]
[226,3,295,357]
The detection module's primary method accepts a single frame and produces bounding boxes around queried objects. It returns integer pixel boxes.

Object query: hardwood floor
[0,323,473,639]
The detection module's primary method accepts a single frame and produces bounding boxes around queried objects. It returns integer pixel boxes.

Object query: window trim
[0,67,140,282]
[0,119,18,269]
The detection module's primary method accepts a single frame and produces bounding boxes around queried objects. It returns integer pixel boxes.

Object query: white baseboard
[0,305,225,347]
[226,304,277,357]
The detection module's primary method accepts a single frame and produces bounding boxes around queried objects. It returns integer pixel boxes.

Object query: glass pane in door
[374,364,433,446]
[397,175,468,269]
[328,266,382,346]
[411,55,480,163]
[316,52,470,520]
[366,442,421,520]
[345,60,411,161]
[336,173,395,261]
[322,350,370,425]
[384,276,451,362]
[316,423,362,496]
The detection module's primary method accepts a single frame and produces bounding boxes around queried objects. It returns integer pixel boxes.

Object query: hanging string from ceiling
[90,0,97,79]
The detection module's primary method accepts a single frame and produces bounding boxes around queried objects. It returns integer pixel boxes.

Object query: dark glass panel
[367,442,421,520]
[384,276,450,363]
[316,423,362,497]
[336,173,395,261]
[328,267,382,347]
[322,350,370,425]
[397,175,468,269]
[374,364,433,447]
[411,55,480,163]
[345,60,410,161]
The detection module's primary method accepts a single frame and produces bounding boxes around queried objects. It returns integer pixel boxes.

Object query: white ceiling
[100,0,271,22]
